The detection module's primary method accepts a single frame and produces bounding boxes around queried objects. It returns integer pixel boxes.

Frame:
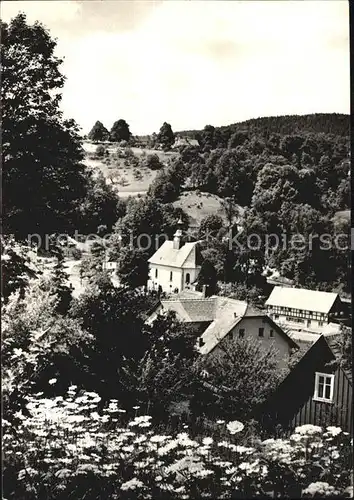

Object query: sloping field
[173,191,244,227]
[82,142,178,198]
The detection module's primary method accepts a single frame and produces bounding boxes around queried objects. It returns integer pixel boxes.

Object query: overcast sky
[2,0,350,136]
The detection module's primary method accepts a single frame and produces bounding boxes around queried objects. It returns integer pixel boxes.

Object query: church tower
[173,218,184,250]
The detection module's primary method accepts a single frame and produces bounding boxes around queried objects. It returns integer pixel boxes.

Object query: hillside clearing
[173,191,244,227]
[83,142,178,198]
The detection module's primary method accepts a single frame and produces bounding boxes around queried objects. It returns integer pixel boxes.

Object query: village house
[148,288,298,369]
[147,220,202,294]
[265,286,343,329]
[260,335,352,435]
[172,136,199,149]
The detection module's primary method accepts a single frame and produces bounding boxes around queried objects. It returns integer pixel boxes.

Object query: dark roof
[244,304,264,316]
[325,335,352,383]
[160,298,217,322]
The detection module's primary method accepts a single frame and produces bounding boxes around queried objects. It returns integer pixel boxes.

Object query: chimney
[202,284,208,298]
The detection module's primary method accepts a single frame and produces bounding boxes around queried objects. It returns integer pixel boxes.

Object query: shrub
[71,247,82,260]
[96,145,106,157]
[3,387,353,499]
[145,154,163,170]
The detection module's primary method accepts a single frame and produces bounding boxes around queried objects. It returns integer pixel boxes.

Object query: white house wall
[183,246,197,268]
[148,263,201,293]
[211,316,292,370]
[148,265,183,293]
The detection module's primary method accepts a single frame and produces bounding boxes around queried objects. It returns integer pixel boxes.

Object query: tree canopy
[2,14,88,238]
[157,122,175,150]
[110,119,131,142]
[88,121,109,142]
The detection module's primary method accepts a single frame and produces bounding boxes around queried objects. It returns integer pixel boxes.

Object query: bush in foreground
[3,386,353,499]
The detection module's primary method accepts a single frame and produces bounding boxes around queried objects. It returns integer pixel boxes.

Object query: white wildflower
[150,435,169,443]
[157,440,179,456]
[326,426,342,437]
[226,420,244,435]
[202,437,213,446]
[235,445,254,454]
[134,435,147,444]
[218,440,231,449]
[194,469,214,478]
[302,481,336,496]
[290,433,302,442]
[121,478,144,490]
[294,424,322,435]
[48,378,57,385]
[138,421,151,428]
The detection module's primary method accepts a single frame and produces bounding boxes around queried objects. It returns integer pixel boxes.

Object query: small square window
[258,327,264,338]
[313,372,334,403]
[274,315,279,320]
[239,329,245,338]
[269,329,274,338]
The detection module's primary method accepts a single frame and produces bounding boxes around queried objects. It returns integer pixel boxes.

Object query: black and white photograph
[1,0,352,498]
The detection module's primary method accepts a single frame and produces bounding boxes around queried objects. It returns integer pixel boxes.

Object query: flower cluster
[3,387,353,499]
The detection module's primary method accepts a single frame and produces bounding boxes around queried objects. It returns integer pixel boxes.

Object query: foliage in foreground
[3,386,353,500]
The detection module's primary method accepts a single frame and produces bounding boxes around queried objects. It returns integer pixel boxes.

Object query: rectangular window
[313,372,334,403]
[258,327,264,338]
[274,315,279,320]
[155,269,158,278]
[269,329,274,338]
[239,329,245,338]
[169,271,173,281]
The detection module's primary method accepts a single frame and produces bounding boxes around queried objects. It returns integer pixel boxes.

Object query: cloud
[1,0,349,135]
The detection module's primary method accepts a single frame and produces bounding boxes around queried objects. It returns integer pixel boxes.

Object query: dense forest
[145,112,350,295]
[178,113,350,141]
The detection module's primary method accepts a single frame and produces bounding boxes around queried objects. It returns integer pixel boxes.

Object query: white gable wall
[210,316,292,370]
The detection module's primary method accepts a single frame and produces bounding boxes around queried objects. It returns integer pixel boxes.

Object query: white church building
[147,220,202,294]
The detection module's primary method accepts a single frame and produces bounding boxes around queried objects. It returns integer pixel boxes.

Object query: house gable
[206,314,297,369]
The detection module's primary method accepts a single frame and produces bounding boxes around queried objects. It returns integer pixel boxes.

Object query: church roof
[148,240,199,269]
